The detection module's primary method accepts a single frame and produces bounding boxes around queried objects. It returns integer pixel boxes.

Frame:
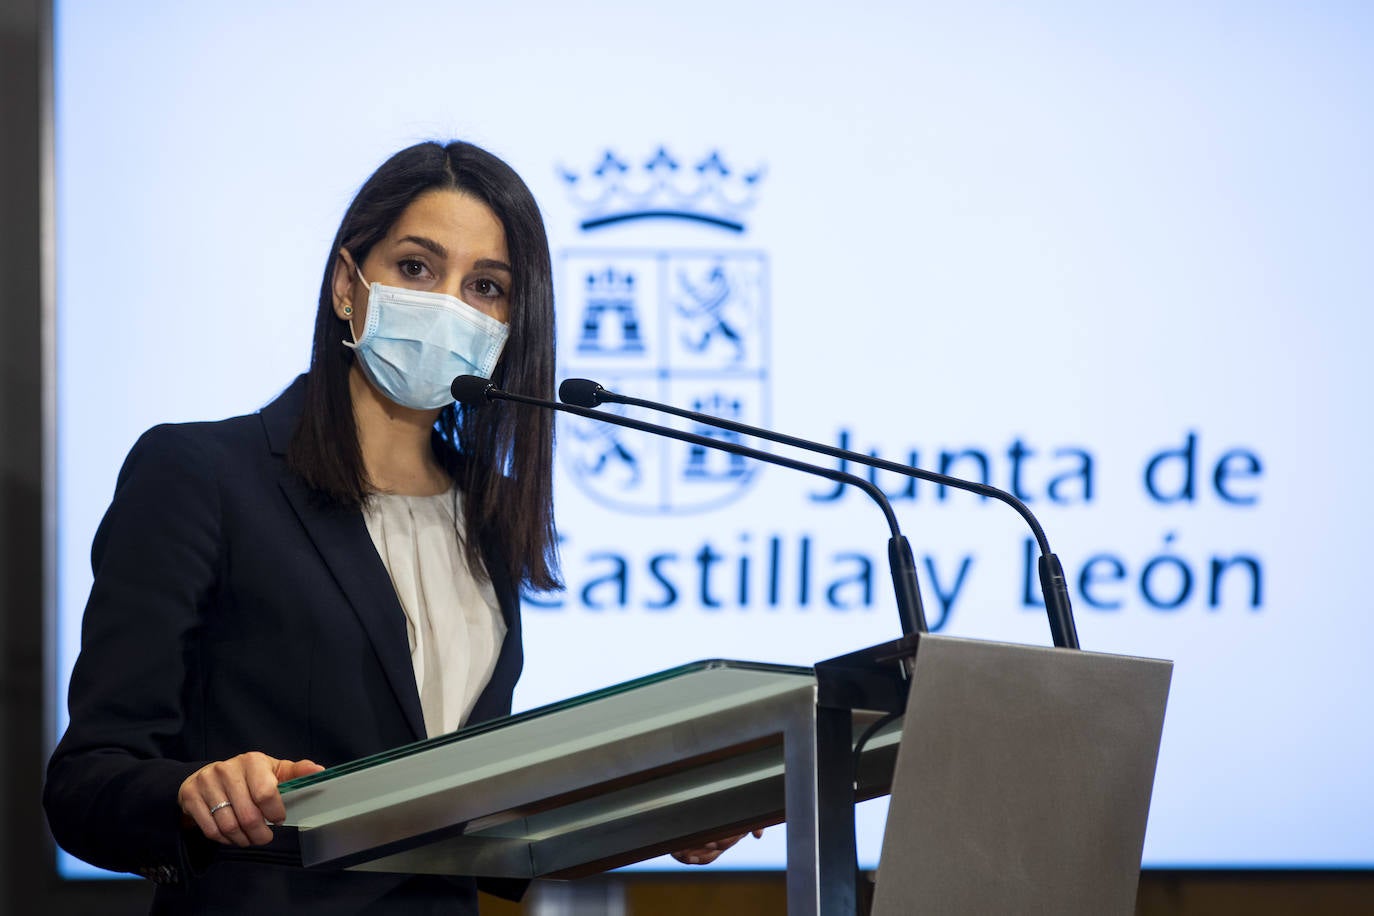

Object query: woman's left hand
[670,828,764,865]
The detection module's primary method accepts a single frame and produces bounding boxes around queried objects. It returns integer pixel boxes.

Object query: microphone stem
[606,390,1053,556]
[497,389,901,536]
[595,388,1079,649]
[491,387,929,634]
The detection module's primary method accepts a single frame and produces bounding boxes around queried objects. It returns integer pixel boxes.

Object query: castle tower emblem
[578,268,645,355]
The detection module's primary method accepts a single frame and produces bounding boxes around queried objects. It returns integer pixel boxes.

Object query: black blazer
[44,377,524,914]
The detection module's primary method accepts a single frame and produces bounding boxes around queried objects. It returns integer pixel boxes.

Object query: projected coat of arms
[557,148,769,515]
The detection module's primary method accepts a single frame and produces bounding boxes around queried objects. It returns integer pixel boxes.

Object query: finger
[179,781,231,846]
[752,828,765,839]
[206,791,245,847]
[247,757,288,825]
[707,833,746,854]
[671,829,757,865]
[277,758,326,781]
[182,766,238,845]
[207,793,247,848]
[220,768,272,846]
[186,764,244,846]
[262,758,327,825]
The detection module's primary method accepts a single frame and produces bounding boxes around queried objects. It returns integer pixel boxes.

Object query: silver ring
[208,801,233,815]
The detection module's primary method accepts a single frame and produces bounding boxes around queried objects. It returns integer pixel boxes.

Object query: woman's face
[332,188,512,336]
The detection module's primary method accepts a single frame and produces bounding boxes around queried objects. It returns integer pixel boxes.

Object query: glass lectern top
[280,659,813,795]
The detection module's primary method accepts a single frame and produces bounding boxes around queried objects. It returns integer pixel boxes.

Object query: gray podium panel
[871,635,1172,916]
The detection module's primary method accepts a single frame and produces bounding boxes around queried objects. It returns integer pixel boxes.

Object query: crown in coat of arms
[559,147,765,232]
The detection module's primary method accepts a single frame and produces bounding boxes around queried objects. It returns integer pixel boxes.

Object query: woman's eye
[472,278,507,299]
[398,258,430,279]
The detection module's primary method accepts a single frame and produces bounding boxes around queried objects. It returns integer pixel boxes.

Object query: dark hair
[288,140,560,592]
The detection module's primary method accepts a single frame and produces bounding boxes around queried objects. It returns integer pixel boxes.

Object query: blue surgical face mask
[343,264,510,410]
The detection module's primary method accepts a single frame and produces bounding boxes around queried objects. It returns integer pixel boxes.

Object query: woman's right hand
[178,752,325,847]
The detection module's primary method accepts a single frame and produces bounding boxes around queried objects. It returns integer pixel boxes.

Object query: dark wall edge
[0,0,150,910]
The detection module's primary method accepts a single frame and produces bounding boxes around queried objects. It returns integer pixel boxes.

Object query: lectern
[280,633,1171,915]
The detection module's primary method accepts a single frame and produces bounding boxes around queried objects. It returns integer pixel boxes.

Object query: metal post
[815,704,859,915]
[784,702,820,916]
[785,698,859,916]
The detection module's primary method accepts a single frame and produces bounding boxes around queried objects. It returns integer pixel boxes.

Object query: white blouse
[361,488,506,739]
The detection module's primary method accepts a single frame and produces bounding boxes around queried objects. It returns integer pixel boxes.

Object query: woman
[44,141,559,913]
[46,139,751,914]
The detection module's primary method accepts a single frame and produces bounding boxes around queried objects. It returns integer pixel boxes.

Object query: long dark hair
[288,141,560,592]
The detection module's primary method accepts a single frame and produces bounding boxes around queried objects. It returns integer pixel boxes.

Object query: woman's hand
[670,829,765,866]
[178,752,325,847]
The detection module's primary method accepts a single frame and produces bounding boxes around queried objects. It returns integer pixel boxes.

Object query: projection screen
[51,0,1374,877]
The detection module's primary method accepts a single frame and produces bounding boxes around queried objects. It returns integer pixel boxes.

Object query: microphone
[559,378,1080,650]
[452,376,929,637]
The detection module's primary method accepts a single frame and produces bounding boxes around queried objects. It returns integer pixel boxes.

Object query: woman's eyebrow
[396,235,448,259]
[395,236,510,274]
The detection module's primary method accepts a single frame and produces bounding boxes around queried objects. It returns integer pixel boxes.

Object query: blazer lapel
[259,380,427,742]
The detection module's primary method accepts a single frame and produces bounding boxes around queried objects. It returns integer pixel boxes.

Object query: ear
[332,249,359,320]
